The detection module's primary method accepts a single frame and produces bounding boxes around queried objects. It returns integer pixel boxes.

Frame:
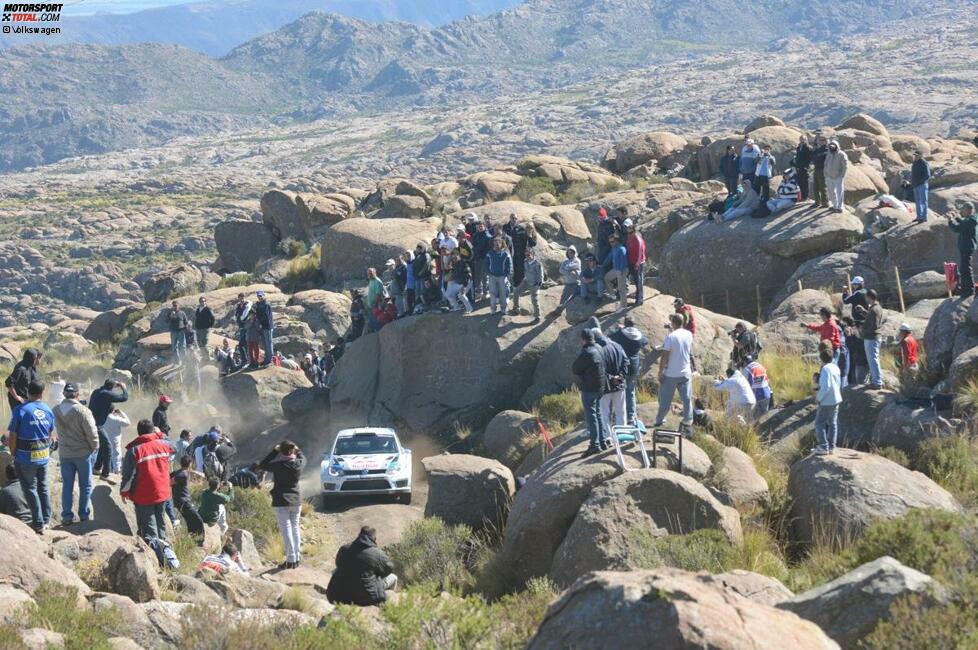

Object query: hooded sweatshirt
[327,531,396,606]
[559,248,582,285]
[258,449,305,507]
[5,348,41,409]
[824,142,850,179]
[740,143,761,174]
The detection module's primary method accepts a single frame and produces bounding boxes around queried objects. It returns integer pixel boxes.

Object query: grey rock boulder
[422,454,515,531]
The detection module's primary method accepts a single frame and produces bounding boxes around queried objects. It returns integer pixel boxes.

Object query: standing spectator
[0,465,31,524]
[233,293,252,358]
[793,135,814,201]
[175,429,192,460]
[6,381,54,533]
[88,379,128,480]
[486,237,512,316]
[824,139,850,213]
[412,244,433,310]
[193,297,215,350]
[53,383,99,525]
[254,290,275,367]
[730,322,761,368]
[610,317,649,426]
[258,440,305,569]
[170,456,203,537]
[446,250,474,313]
[602,234,629,311]
[391,257,406,316]
[347,290,366,341]
[739,136,761,186]
[898,323,920,372]
[381,259,395,294]
[327,526,398,606]
[580,254,603,304]
[515,247,543,323]
[719,145,740,196]
[121,419,175,542]
[595,208,619,265]
[754,144,776,201]
[102,408,131,475]
[813,347,843,454]
[842,276,868,325]
[198,477,233,534]
[801,308,842,363]
[625,219,646,306]
[165,301,189,361]
[403,252,417,314]
[573,329,608,458]
[301,355,324,387]
[245,312,263,365]
[5,348,41,410]
[743,356,773,418]
[215,338,237,376]
[858,289,885,389]
[911,151,931,223]
[842,316,868,385]
[504,216,536,311]
[949,202,977,298]
[653,314,694,432]
[365,267,386,333]
[558,246,582,306]
[471,221,492,301]
[812,134,829,208]
[674,298,696,335]
[153,395,173,436]
[712,368,756,424]
[592,321,629,442]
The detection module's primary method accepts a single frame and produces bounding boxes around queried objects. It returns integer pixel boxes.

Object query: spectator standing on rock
[471,221,492,301]
[244,312,263,365]
[721,179,760,222]
[53,382,99,525]
[595,208,618,265]
[812,134,829,208]
[88,379,128,480]
[573,329,608,458]
[842,316,868,385]
[504,216,535,309]
[347,290,366,342]
[402,252,416,314]
[170,455,203,537]
[165,301,189,361]
[911,151,931,222]
[610,317,649,426]
[412,244,433,310]
[6,380,54,533]
[625,219,646,307]
[301,354,324,387]
[258,440,305,569]
[0,465,31,524]
[153,395,173,436]
[754,144,776,201]
[743,356,773,418]
[824,139,849,213]
[739,136,761,186]
[193,296,215,351]
[5,348,41,410]
[327,526,398,606]
[719,145,740,196]
[446,250,474,313]
[591,319,629,443]
[365,267,386,333]
[813,347,843,454]
[793,135,814,201]
[801,307,842,363]
[842,276,868,325]
[654,314,695,433]
[102,407,131,475]
[730,321,761,368]
[390,258,406,316]
[857,289,885,389]
[558,246,582,307]
[486,237,512,316]
[121,419,175,542]
[515,247,543,323]
[233,293,252,358]
[898,323,919,372]
[603,234,629,311]
[950,202,977,298]
[254,290,275,367]
[712,367,756,424]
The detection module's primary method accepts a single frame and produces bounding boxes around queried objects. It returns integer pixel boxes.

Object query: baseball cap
[598,207,608,218]
[159,395,173,405]
[673,297,685,307]
[899,323,913,332]
[63,382,79,397]
[385,259,395,267]
[256,290,266,297]
[207,429,220,442]
[623,218,633,228]
[851,276,864,286]
[456,223,465,232]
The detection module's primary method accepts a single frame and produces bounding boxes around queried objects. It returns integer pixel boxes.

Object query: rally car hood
[329,454,398,471]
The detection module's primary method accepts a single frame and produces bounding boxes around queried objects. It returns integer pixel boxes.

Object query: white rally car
[321,428,412,504]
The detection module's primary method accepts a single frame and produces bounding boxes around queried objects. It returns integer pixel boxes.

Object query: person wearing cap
[53,382,99,525]
[381,258,396,294]
[602,234,629,311]
[949,202,977,298]
[729,321,760,369]
[254,290,275,366]
[625,219,646,307]
[811,134,830,208]
[793,135,814,201]
[610,317,649,425]
[164,300,189,361]
[463,212,479,238]
[739,136,761,186]
[121,419,176,542]
[88,378,129,480]
[6,380,55,533]
[193,296,215,351]
[824,139,849,213]
[910,151,931,222]
[654,313,695,432]
[572,328,608,458]
[719,145,740,196]
[842,276,868,325]
[858,289,885,389]
[898,323,919,372]
[595,207,619,266]
[486,236,512,315]
[754,144,776,201]
[470,221,492,302]
[455,222,471,242]
[153,395,173,436]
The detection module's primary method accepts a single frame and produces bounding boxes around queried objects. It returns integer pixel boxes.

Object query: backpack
[148,537,180,570]
[202,449,224,481]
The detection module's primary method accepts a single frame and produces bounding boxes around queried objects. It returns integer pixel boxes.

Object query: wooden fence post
[894,266,906,313]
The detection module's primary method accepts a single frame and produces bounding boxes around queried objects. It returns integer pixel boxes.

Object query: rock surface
[422,454,515,531]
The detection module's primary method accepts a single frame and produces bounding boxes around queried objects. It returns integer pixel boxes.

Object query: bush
[631,529,736,573]
[764,353,820,403]
[954,377,978,416]
[217,273,255,289]
[26,582,126,650]
[862,576,978,650]
[708,419,761,456]
[224,488,281,561]
[873,446,910,467]
[535,389,582,429]
[912,435,978,507]
[387,518,483,593]
[278,238,307,259]
[558,181,599,203]
[513,176,556,202]
[852,509,976,580]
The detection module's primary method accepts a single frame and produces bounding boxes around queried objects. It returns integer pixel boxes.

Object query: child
[199,541,249,576]
[198,477,233,534]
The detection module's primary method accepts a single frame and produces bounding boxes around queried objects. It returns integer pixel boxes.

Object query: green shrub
[513,176,556,202]
[224,488,281,560]
[558,181,599,203]
[0,625,25,649]
[387,518,483,593]
[278,238,307,259]
[764,353,820,403]
[535,389,582,429]
[912,435,978,507]
[862,575,978,650]
[873,446,910,467]
[26,582,126,650]
[631,529,733,573]
[217,273,255,289]
[852,509,975,580]
[708,419,761,456]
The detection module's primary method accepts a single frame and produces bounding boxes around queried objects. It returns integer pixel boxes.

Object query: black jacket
[597,335,630,393]
[5,348,40,409]
[258,449,305,507]
[255,300,274,330]
[911,158,931,187]
[950,216,978,253]
[0,481,31,523]
[152,405,170,435]
[194,306,216,330]
[812,144,829,168]
[572,342,607,393]
[88,385,129,427]
[326,532,395,606]
[450,259,472,285]
[843,289,869,325]
[609,327,649,379]
[719,153,740,179]
[170,469,191,510]
[793,143,813,169]
[412,251,432,281]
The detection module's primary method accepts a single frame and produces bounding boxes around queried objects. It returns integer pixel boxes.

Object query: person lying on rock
[200,541,249,576]
[327,525,398,606]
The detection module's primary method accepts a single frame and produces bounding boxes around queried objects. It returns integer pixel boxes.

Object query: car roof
[335,427,397,438]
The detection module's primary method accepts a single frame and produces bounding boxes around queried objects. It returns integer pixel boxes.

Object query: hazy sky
[67,0,191,15]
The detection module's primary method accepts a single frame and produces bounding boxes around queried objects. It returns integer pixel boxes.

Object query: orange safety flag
[536,418,554,452]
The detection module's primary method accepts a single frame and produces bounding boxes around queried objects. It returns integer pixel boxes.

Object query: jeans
[488,276,509,313]
[472,259,487,298]
[580,279,604,301]
[170,330,186,361]
[959,249,975,297]
[274,505,302,563]
[864,338,883,387]
[797,168,810,200]
[195,328,209,349]
[136,502,167,541]
[446,281,473,312]
[604,269,628,310]
[581,391,604,449]
[16,461,50,530]
[837,347,850,388]
[655,374,693,427]
[722,207,752,222]
[828,176,845,210]
[560,283,580,306]
[260,328,274,363]
[108,432,123,474]
[164,499,177,525]
[61,451,96,522]
[625,375,638,425]
[913,183,928,221]
[513,284,540,318]
[630,263,645,305]
[93,428,111,477]
[813,168,827,205]
[600,390,626,439]
[815,404,840,450]
[754,174,771,201]
[752,398,771,420]
[724,176,739,196]
[767,198,795,214]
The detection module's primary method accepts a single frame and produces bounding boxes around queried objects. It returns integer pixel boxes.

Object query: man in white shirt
[653,313,694,432]
[814,347,843,454]
[713,368,756,424]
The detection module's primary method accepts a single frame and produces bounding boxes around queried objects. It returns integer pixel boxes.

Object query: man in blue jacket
[470,221,493,301]
[911,151,931,223]
[610,317,649,426]
[254,290,274,366]
[88,379,129,479]
[486,237,512,315]
[602,235,629,311]
[719,145,740,196]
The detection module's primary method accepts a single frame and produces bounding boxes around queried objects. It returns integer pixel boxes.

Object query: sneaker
[173,518,182,529]
[580,446,600,459]
[600,440,612,451]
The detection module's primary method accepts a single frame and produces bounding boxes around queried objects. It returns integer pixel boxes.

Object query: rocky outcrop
[320,218,438,283]
[709,570,793,607]
[221,366,312,433]
[528,569,838,650]
[140,264,205,303]
[422,454,515,531]
[49,529,160,603]
[0,515,91,599]
[214,220,280,273]
[481,410,541,472]
[716,446,769,509]
[606,131,688,174]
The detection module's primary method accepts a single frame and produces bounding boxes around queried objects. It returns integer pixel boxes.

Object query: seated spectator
[327,526,397,606]
[280,354,300,371]
[767,168,800,215]
[199,541,249,576]
[0,465,32,524]
[580,254,604,303]
[198,477,233,534]
[721,180,761,222]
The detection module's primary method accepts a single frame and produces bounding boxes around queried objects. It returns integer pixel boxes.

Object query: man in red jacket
[121,419,175,542]
[801,307,842,363]
[624,219,646,306]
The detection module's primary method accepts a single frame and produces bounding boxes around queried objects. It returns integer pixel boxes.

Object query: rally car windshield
[334,436,397,455]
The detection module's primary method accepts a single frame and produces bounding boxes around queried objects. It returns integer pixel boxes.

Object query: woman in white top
[102,408,131,474]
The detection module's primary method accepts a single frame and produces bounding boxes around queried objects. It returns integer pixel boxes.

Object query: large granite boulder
[320,218,438,284]
[140,264,204,303]
[481,410,541,472]
[0,515,90,599]
[285,290,351,341]
[611,131,688,173]
[214,220,280,273]
[422,454,515,531]
[716,446,769,509]
[48,529,160,603]
[221,366,312,433]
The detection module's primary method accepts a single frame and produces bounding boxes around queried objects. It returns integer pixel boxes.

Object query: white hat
[851,276,865,286]
[623,218,633,228]
[384,258,395,266]
[465,212,478,221]
[456,223,466,232]
[899,323,912,332]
